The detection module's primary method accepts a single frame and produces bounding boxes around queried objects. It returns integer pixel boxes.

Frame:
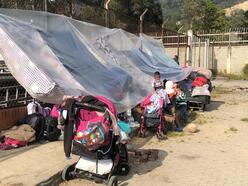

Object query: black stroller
[61,96,129,186]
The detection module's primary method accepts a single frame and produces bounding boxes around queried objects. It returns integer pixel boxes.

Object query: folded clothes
[192,85,210,96]
[192,76,208,87]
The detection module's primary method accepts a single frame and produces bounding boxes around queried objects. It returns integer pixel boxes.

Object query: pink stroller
[138,93,165,139]
[61,96,129,186]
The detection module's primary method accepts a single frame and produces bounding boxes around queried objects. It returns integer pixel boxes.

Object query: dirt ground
[61,80,248,186]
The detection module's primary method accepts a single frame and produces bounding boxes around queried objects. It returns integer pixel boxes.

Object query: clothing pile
[0,124,35,150]
[191,69,212,97]
[0,102,62,151]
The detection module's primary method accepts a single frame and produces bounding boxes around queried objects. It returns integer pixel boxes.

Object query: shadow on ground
[205,101,225,112]
[0,141,47,163]
[118,149,168,186]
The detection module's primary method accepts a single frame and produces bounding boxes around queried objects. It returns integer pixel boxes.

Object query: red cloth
[0,137,27,150]
[192,76,208,87]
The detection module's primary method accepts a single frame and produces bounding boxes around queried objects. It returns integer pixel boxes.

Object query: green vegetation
[229,127,238,132]
[217,72,247,80]
[241,118,248,122]
[243,64,248,78]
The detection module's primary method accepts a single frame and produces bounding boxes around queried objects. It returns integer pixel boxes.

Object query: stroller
[184,69,212,112]
[138,93,165,139]
[61,96,129,186]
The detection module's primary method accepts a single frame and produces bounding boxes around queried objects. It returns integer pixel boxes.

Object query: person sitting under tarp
[152,71,161,88]
[164,81,187,132]
[174,84,188,129]
[147,80,170,114]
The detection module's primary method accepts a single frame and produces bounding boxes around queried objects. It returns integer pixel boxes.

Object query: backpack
[44,116,61,141]
[24,113,45,141]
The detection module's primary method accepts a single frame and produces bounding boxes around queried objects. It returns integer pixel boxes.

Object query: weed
[229,127,238,132]
[241,118,248,122]
[167,131,185,138]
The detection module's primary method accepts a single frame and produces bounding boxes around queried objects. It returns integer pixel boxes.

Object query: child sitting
[152,71,161,88]
[147,80,170,114]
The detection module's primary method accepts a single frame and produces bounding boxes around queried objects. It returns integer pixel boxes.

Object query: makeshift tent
[0,9,191,112]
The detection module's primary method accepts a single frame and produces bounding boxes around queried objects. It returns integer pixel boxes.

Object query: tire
[116,162,130,176]
[62,164,74,181]
[199,104,206,112]
[108,176,118,186]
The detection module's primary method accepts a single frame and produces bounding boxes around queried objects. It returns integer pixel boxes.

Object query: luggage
[24,113,45,141]
[44,116,61,141]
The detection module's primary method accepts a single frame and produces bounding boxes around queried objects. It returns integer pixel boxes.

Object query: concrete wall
[166,45,248,75]
[165,46,187,66]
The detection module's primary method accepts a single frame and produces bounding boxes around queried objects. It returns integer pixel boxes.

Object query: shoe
[175,127,183,132]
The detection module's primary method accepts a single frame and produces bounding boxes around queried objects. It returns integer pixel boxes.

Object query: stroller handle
[74,102,106,113]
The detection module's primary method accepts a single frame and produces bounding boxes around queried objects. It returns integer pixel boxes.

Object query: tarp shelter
[0,9,191,112]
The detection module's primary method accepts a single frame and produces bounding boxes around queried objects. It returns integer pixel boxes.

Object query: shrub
[243,64,248,77]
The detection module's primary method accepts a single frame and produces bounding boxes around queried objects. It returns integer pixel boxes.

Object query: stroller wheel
[108,176,118,186]
[62,164,74,181]
[116,162,130,176]
[199,104,206,112]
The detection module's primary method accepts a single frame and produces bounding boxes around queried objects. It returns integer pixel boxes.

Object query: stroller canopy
[0,9,191,112]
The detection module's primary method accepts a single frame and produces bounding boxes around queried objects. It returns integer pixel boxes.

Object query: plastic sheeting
[0,9,191,112]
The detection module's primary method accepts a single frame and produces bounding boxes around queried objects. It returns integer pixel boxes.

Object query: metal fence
[195,28,248,45]
[0,75,32,108]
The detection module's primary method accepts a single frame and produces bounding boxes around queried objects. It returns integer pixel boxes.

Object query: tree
[228,9,248,28]
[181,0,229,31]
[200,0,229,31]
[157,0,182,31]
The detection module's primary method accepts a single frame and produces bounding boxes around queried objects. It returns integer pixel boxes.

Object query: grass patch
[241,118,248,122]
[211,87,231,99]
[217,72,247,80]
[229,127,238,132]
[167,131,185,138]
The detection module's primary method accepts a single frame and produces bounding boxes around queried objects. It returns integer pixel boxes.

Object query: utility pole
[104,0,111,28]
[140,8,148,34]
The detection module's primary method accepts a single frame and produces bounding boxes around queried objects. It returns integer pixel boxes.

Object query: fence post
[5,88,9,107]
[204,39,209,69]
[44,0,47,12]
[139,8,148,34]
[227,29,232,74]
[15,87,19,100]
[186,30,193,66]
[24,91,28,105]
[198,37,201,68]
[161,24,164,45]
[104,0,111,28]
[69,0,75,18]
